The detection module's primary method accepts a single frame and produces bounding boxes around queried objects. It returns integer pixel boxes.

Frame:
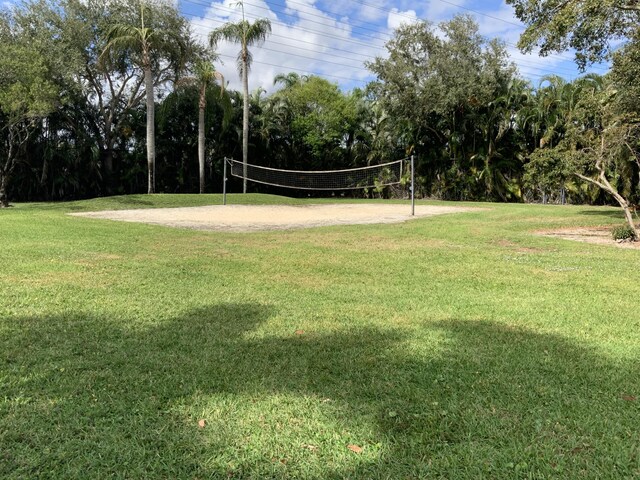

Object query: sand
[70,203,480,232]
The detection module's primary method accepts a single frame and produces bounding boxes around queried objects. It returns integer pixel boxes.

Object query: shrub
[611,224,637,241]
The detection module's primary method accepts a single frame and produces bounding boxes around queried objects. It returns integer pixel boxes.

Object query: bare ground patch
[69,203,481,232]
[537,226,640,249]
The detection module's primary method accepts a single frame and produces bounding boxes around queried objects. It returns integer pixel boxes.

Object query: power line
[182,0,608,75]
[345,0,609,70]
[187,24,372,75]
[215,52,370,84]
[182,0,609,72]
[184,10,598,81]
[349,0,522,29]
[252,0,392,41]
[182,8,376,60]
[182,0,388,48]
[190,20,557,85]
[197,30,557,87]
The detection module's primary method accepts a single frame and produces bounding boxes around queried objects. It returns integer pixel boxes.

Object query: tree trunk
[103,148,114,194]
[1,125,24,208]
[199,85,206,194]
[242,50,249,194]
[576,157,638,238]
[595,146,638,238]
[0,171,10,208]
[144,63,155,194]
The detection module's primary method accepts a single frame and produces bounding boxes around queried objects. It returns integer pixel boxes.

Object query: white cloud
[188,0,607,93]
[472,2,599,85]
[424,0,468,21]
[191,0,386,93]
[355,3,389,22]
[387,8,417,31]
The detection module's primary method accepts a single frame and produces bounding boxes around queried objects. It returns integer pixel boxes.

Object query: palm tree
[209,2,271,193]
[273,72,308,89]
[473,78,531,200]
[178,59,224,193]
[102,1,184,194]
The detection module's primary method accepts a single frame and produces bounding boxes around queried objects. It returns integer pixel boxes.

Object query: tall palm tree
[178,59,225,193]
[209,2,271,193]
[102,1,184,194]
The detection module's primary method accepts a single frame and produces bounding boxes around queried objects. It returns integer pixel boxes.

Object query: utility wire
[346,0,609,70]
[184,9,595,80]
[182,0,609,71]
[215,52,370,83]
[181,0,606,75]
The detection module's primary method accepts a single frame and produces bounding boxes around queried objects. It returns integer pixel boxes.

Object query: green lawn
[1,194,638,479]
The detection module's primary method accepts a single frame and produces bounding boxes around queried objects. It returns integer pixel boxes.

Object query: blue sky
[181,0,610,93]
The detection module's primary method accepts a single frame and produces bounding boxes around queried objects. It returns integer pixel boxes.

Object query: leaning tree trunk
[198,85,206,194]
[242,51,249,194]
[144,62,155,194]
[576,137,638,239]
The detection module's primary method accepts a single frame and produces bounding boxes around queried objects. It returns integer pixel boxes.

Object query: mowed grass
[1,194,639,479]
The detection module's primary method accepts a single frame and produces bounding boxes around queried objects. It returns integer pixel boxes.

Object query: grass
[1,194,639,479]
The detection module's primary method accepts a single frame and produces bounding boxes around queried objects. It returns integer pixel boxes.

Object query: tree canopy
[506,0,640,68]
[0,7,68,206]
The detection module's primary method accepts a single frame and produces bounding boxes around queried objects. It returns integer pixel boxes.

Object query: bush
[611,224,637,241]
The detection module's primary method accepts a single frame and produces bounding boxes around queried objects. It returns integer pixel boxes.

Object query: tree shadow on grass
[576,207,629,221]
[2,306,639,479]
[11,195,155,212]
[102,195,154,208]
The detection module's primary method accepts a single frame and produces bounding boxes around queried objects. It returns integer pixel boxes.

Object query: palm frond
[100,24,147,64]
[209,22,244,48]
[245,18,271,46]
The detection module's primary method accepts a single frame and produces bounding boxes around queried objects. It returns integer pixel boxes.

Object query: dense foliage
[506,0,640,69]
[1,0,639,220]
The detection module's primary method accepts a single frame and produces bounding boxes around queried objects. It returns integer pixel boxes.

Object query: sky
[182,0,611,93]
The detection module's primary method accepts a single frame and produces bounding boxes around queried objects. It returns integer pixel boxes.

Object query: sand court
[70,203,480,232]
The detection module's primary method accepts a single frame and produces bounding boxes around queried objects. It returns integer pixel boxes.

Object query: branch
[125,75,145,109]
[575,172,607,191]
[614,2,640,12]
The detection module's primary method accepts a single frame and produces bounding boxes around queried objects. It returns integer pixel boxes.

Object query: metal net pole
[223,157,228,205]
[411,155,415,216]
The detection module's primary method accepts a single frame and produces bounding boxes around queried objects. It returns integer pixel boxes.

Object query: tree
[209,2,271,193]
[273,76,358,169]
[273,72,308,89]
[0,9,61,207]
[571,88,639,236]
[520,75,606,203]
[523,146,573,203]
[367,15,520,200]
[177,57,225,193]
[102,0,187,194]
[29,0,191,194]
[610,28,640,198]
[506,0,640,68]
[471,77,530,201]
[532,74,639,236]
[509,0,640,229]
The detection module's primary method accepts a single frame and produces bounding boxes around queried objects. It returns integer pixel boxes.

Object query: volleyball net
[222,156,415,214]
[226,158,404,191]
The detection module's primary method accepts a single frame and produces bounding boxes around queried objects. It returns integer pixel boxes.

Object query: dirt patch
[537,226,640,249]
[69,203,481,232]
